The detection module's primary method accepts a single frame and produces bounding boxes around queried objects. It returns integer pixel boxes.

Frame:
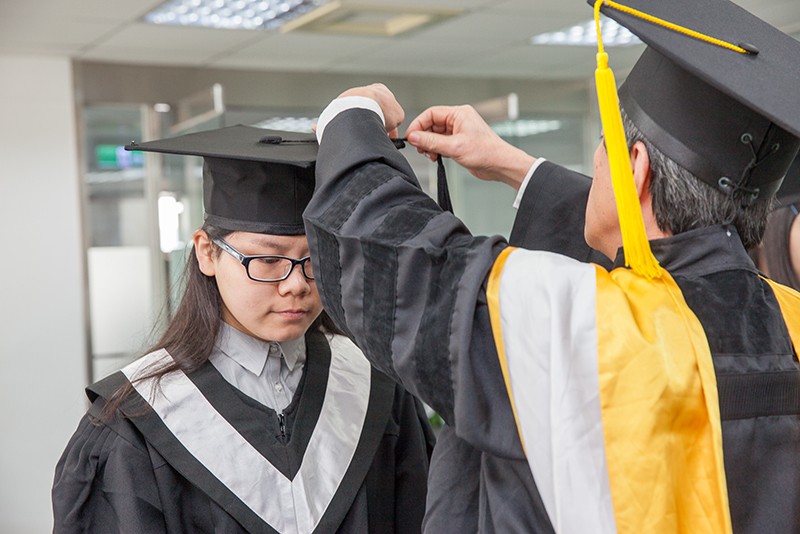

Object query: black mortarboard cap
[126,125,317,234]
[591,0,800,202]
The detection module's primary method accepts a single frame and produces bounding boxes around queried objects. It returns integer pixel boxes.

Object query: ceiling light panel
[531,17,641,47]
[280,2,462,37]
[143,0,331,30]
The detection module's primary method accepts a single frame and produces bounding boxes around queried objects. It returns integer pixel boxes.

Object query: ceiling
[2,0,800,80]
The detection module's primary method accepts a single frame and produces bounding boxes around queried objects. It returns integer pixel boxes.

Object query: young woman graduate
[52,125,433,534]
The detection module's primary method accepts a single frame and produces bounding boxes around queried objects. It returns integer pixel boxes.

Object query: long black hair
[99,223,340,421]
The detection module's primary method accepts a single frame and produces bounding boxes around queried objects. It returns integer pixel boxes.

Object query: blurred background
[2,0,799,531]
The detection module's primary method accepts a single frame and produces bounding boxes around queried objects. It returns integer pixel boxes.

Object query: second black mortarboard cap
[126,125,317,235]
[592,0,800,202]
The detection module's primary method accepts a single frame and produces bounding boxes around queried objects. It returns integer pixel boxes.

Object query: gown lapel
[88,331,395,534]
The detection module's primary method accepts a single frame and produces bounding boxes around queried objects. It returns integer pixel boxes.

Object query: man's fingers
[407,105,458,135]
[407,131,436,154]
[407,130,460,160]
[407,110,435,135]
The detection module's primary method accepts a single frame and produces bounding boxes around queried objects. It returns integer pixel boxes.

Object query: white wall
[0,55,87,533]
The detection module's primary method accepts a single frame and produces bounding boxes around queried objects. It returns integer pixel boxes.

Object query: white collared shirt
[209,322,306,411]
[512,157,547,209]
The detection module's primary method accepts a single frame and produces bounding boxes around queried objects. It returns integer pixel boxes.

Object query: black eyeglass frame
[212,237,315,282]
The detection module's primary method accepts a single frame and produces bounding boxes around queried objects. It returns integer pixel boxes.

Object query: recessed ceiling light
[143,0,331,30]
[531,17,641,47]
[279,2,462,37]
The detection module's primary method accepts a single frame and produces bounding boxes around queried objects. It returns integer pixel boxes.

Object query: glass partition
[83,104,163,380]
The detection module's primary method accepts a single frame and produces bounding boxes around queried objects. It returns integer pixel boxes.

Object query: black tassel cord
[393,138,453,214]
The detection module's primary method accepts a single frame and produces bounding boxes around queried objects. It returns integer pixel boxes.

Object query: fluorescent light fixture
[491,120,563,138]
[279,2,461,36]
[144,0,331,30]
[531,17,641,47]
[252,116,318,132]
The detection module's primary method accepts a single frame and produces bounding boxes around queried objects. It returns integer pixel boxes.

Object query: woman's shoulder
[316,333,435,450]
[326,333,405,395]
[52,399,163,526]
[87,349,172,399]
[77,399,151,456]
[53,400,152,491]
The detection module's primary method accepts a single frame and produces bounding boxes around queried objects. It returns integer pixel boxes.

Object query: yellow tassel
[593,0,661,279]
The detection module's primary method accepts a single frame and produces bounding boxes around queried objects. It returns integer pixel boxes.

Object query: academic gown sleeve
[52,405,167,533]
[510,160,612,268]
[305,107,598,459]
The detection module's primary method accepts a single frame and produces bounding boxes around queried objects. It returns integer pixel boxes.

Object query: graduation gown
[52,329,433,533]
[303,107,800,533]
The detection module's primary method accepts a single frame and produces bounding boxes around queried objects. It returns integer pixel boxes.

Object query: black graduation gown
[304,107,800,533]
[52,329,433,533]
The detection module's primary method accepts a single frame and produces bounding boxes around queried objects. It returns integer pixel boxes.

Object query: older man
[304,0,800,532]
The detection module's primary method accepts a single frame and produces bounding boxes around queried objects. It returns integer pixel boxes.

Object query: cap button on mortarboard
[738,42,760,55]
[259,135,283,144]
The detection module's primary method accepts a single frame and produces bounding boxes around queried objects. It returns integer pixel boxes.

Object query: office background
[2,1,799,531]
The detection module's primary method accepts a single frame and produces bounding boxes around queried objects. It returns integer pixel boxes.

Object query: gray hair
[620,108,773,249]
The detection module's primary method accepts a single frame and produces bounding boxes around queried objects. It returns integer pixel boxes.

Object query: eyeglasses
[212,238,315,282]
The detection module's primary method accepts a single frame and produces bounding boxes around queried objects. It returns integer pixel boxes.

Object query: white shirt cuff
[512,158,547,209]
[316,96,385,143]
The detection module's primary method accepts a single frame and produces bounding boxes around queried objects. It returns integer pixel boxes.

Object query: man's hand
[406,105,537,190]
[338,83,405,139]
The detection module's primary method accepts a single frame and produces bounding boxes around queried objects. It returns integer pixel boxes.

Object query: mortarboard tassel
[593,0,661,279]
[394,138,454,213]
[436,156,454,214]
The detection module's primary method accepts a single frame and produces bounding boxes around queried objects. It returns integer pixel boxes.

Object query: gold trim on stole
[486,246,525,453]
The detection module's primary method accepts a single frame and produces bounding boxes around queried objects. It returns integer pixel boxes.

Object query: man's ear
[194,229,216,277]
[630,140,667,238]
[630,140,652,201]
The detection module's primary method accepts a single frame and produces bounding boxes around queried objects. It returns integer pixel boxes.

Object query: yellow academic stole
[488,247,800,534]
